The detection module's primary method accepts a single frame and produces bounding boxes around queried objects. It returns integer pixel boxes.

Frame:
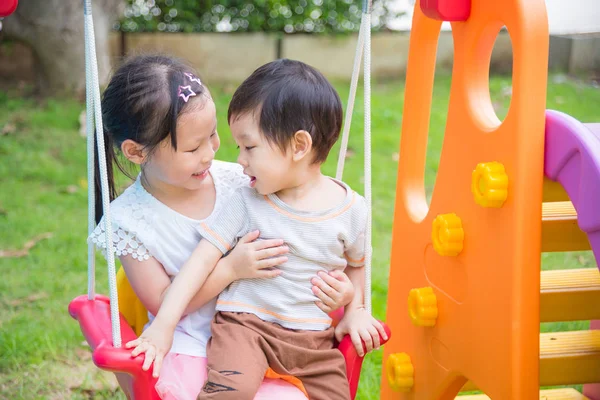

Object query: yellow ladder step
[540,330,600,386]
[543,177,570,202]
[541,268,600,322]
[461,331,600,392]
[542,202,591,252]
[457,388,589,399]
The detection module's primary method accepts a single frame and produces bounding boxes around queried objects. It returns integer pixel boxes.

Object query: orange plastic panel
[380,0,549,399]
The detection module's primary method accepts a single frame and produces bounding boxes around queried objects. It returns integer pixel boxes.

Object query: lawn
[1,72,599,399]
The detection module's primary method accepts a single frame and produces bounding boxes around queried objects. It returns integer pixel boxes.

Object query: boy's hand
[125,321,174,378]
[311,270,355,313]
[224,230,288,280]
[334,307,388,357]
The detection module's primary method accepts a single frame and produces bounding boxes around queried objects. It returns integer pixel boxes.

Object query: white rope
[336,2,373,314]
[85,1,96,301]
[362,6,373,315]
[84,0,122,348]
[336,17,366,181]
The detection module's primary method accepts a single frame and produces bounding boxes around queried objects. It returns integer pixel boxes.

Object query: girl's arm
[119,254,172,317]
[310,269,355,314]
[125,239,222,377]
[121,231,288,316]
[184,230,287,312]
[152,239,222,330]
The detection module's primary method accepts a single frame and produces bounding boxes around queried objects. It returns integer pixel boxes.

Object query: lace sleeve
[89,219,152,261]
[215,161,250,198]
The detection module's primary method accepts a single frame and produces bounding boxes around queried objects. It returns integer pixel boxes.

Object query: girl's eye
[245,146,255,151]
[210,132,217,138]
[187,146,200,153]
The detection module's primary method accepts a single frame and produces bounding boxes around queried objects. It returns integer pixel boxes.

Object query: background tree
[119,0,400,34]
[2,0,123,96]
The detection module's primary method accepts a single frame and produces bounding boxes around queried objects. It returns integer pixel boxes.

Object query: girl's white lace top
[89,160,249,357]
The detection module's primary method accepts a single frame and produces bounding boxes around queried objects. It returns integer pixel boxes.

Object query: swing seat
[69,295,390,400]
[0,0,18,17]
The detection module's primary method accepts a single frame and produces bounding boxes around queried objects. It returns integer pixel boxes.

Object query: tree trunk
[2,0,122,96]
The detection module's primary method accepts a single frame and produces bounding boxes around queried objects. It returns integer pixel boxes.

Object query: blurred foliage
[118,0,402,33]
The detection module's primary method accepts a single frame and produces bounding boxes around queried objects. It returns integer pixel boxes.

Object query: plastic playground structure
[381,0,600,399]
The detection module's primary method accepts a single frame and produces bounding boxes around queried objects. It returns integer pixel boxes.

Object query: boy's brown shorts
[197,311,350,400]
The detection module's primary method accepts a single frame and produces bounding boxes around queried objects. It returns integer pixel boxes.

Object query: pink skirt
[156,353,308,400]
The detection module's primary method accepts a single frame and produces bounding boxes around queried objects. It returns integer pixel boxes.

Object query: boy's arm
[344,266,366,311]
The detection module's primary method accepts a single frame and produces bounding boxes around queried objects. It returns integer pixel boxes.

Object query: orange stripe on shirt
[345,255,365,265]
[200,223,231,252]
[264,192,356,222]
[217,300,332,325]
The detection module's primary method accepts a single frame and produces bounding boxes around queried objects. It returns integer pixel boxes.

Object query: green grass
[1,73,599,399]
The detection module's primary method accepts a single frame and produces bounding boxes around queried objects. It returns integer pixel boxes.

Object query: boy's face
[230,112,293,195]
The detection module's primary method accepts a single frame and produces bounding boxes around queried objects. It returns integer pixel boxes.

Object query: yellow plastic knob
[387,352,414,392]
[408,287,438,327]
[432,213,464,256]
[471,162,509,208]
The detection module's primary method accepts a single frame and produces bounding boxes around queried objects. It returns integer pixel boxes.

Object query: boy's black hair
[227,59,343,164]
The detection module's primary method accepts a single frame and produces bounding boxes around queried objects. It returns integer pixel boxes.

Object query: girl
[89,54,354,400]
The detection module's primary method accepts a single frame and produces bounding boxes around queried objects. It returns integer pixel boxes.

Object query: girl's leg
[156,353,207,400]
[254,378,308,400]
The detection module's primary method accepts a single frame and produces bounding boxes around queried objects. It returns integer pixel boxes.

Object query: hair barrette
[178,73,203,102]
[184,72,202,86]
[178,85,196,102]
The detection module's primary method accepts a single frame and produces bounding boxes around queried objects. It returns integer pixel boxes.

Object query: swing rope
[336,0,373,314]
[84,0,122,348]
[85,0,373,347]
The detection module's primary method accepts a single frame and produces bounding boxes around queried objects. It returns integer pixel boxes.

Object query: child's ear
[291,130,313,162]
[121,139,146,165]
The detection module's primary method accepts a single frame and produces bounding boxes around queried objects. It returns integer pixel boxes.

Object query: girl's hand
[334,307,388,357]
[311,270,355,313]
[224,230,288,280]
[125,321,174,378]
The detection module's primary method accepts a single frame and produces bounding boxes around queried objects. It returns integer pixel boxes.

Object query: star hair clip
[178,72,203,103]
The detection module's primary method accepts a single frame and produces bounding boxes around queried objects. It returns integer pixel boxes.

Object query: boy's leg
[198,312,269,400]
[236,315,350,400]
[287,346,350,400]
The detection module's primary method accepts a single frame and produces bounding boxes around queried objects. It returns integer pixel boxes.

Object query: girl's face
[144,97,220,191]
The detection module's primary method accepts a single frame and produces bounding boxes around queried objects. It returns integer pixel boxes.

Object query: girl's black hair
[94,54,206,224]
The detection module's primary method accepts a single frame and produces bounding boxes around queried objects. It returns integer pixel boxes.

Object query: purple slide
[545,110,600,265]
[544,110,600,399]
